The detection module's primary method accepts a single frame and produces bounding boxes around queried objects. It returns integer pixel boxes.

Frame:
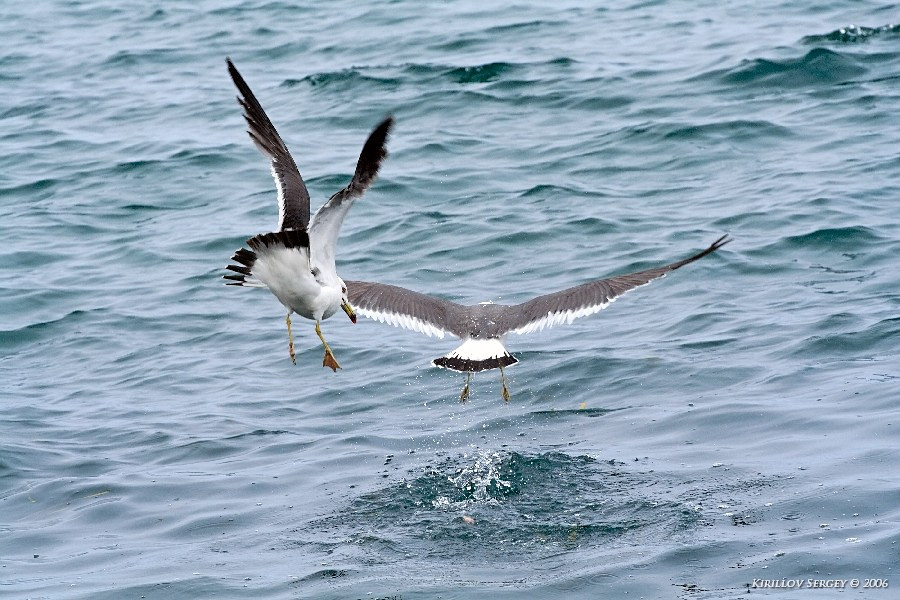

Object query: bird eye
[342,286,347,294]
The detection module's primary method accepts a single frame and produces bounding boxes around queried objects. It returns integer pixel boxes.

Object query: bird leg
[315,321,341,372]
[285,313,296,365]
[459,372,472,403]
[499,364,511,403]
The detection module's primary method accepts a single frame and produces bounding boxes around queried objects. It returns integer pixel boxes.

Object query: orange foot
[322,350,341,372]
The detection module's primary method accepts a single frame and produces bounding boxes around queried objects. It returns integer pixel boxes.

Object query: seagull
[346,235,729,400]
[223,58,393,370]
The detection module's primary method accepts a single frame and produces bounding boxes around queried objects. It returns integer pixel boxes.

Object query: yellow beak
[342,300,357,324]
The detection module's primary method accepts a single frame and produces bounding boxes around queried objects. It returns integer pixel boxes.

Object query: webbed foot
[322,349,341,372]
[316,321,341,372]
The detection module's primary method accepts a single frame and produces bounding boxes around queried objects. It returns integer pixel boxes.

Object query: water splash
[433,450,513,508]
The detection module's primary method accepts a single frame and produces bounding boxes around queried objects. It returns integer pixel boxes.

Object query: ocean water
[1,0,898,598]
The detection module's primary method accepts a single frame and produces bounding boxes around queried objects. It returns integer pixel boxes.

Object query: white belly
[253,246,338,320]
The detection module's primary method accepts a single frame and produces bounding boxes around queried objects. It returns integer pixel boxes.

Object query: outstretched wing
[227,58,310,233]
[308,117,393,273]
[497,235,730,335]
[345,280,467,339]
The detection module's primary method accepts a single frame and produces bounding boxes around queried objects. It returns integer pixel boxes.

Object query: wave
[802,24,900,44]
[719,48,866,88]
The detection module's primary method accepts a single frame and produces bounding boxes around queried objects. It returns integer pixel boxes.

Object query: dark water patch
[168,148,233,169]
[402,58,578,91]
[143,8,166,21]
[792,316,900,359]
[558,216,619,237]
[0,178,61,198]
[417,87,505,109]
[153,436,252,466]
[430,35,492,53]
[102,48,186,68]
[0,51,30,69]
[675,336,739,351]
[567,94,634,111]
[493,229,555,247]
[0,308,105,351]
[285,69,402,90]
[484,20,566,35]
[292,568,354,583]
[803,24,900,45]
[117,202,171,213]
[110,158,166,176]
[547,56,577,67]
[502,89,576,109]
[662,119,792,142]
[711,211,771,229]
[401,62,451,79]
[1,249,65,270]
[0,101,53,120]
[56,1,124,20]
[527,406,620,420]
[718,48,867,88]
[518,183,599,200]
[412,140,467,157]
[209,2,313,17]
[447,62,518,84]
[782,226,880,250]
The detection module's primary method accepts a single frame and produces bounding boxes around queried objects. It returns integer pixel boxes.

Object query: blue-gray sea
[2,1,899,598]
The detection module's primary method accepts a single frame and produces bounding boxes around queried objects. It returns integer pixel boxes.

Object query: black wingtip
[364,115,394,159]
[675,234,732,269]
[350,115,394,189]
[225,57,241,87]
[225,264,252,276]
[224,273,247,286]
[374,115,395,139]
[226,58,257,107]
[376,115,394,148]
[710,234,732,251]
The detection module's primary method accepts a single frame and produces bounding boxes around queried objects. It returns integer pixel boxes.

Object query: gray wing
[227,58,310,232]
[496,235,730,335]
[346,280,467,339]
[308,117,393,273]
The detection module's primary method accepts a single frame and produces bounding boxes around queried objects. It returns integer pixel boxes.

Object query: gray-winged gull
[347,235,729,400]
[223,58,393,370]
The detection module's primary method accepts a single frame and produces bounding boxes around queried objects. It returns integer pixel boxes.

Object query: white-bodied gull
[347,235,729,400]
[223,58,393,370]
